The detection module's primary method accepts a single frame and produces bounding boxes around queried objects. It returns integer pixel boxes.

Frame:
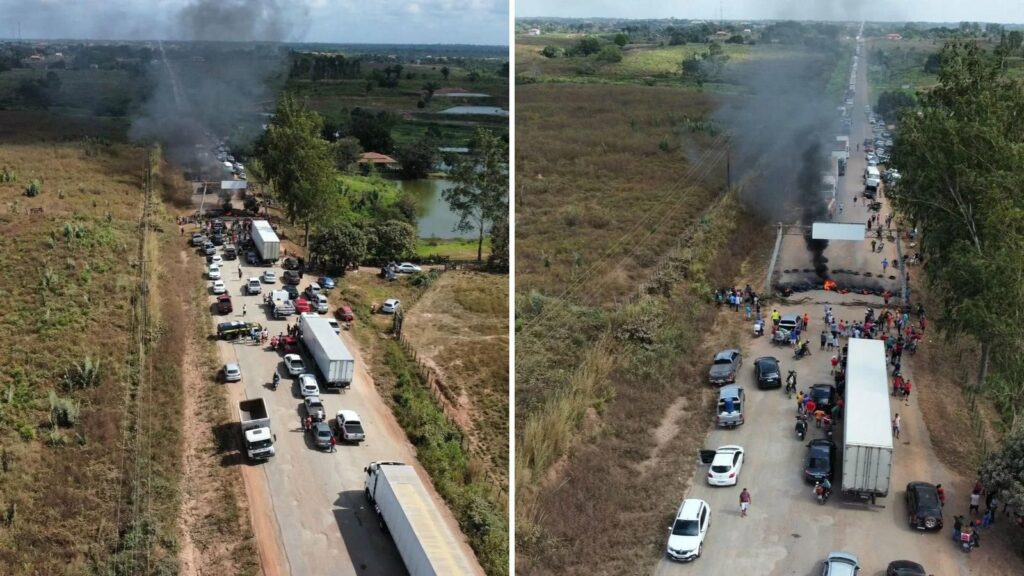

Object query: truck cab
[716,385,745,427]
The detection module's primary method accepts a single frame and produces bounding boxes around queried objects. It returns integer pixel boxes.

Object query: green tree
[540,45,562,58]
[978,428,1024,513]
[923,52,943,74]
[332,137,363,171]
[440,65,450,80]
[613,33,629,47]
[422,81,440,103]
[254,94,338,246]
[572,36,603,56]
[595,45,623,63]
[349,107,395,152]
[395,137,437,179]
[1008,30,1024,54]
[443,129,508,262]
[888,40,1024,389]
[875,90,917,120]
[488,211,508,272]
[310,223,367,273]
[370,220,417,262]
[680,55,708,87]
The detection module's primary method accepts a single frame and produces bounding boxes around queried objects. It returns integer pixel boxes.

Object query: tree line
[887,40,1024,507]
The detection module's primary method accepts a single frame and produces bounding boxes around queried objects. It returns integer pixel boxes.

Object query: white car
[247,277,262,295]
[380,298,400,314]
[707,445,745,486]
[666,499,711,562]
[396,262,422,274]
[298,373,320,397]
[222,363,241,382]
[335,410,365,442]
[261,270,277,283]
[209,254,223,266]
[211,280,226,294]
[283,354,305,376]
[207,265,222,280]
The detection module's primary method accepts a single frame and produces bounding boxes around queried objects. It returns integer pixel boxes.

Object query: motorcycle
[814,482,831,505]
[795,416,807,441]
[793,345,811,360]
[272,372,280,391]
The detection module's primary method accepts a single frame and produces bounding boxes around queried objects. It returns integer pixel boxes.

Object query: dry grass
[402,271,509,485]
[0,130,149,573]
[515,82,727,305]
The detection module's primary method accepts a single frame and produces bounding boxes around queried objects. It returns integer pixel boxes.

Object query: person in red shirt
[803,312,810,329]
[805,399,817,416]
[892,373,904,396]
[903,379,912,399]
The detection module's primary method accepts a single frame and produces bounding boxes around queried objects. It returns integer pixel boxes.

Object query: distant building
[528,28,541,36]
[357,152,400,174]
[886,33,902,40]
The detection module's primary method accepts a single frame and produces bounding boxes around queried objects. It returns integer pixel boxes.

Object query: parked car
[203,242,216,256]
[318,276,336,290]
[778,315,803,333]
[211,233,224,246]
[315,293,329,314]
[335,410,365,442]
[709,349,742,385]
[396,262,422,274]
[246,277,262,295]
[809,383,836,409]
[295,297,313,314]
[338,305,355,322]
[207,264,222,280]
[298,373,320,397]
[283,354,305,376]
[216,294,233,314]
[282,256,301,270]
[822,552,860,576]
[716,385,745,427]
[191,233,205,247]
[311,421,334,450]
[246,251,259,265]
[282,270,301,285]
[380,298,400,314]
[803,439,836,483]
[304,283,322,298]
[303,396,326,422]
[665,499,711,562]
[261,270,277,284]
[283,284,300,300]
[222,363,241,382]
[211,280,226,294]
[223,244,237,260]
[753,356,781,389]
[707,445,744,486]
[906,482,943,531]
[886,560,927,576]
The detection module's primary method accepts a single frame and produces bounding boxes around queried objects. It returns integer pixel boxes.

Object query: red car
[295,297,312,314]
[338,306,355,322]
[216,294,233,315]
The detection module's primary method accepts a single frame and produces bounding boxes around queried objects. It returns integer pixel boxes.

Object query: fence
[397,334,471,451]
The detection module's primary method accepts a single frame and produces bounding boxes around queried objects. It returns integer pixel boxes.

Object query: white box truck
[251,219,280,262]
[364,461,479,576]
[841,338,893,503]
[239,398,276,460]
[299,314,354,389]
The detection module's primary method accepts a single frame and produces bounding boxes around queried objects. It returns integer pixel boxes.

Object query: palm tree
[422,81,440,103]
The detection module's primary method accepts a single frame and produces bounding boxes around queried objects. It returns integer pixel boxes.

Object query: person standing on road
[936,484,946,507]
[970,491,981,516]
[739,488,751,517]
[242,304,247,316]
[814,408,825,428]
[330,435,337,453]
[238,267,243,279]
[830,355,839,374]
[871,239,876,252]
[803,312,810,330]
[892,413,902,439]
[771,309,781,328]
[820,331,827,350]
[882,258,889,273]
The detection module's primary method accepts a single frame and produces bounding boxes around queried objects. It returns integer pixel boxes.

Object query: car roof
[284,353,301,361]
[313,421,331,432]
[299,373,317,383]
[719,384,742,396]
[384,298,399,305]
[305,396,323,405]
[714,349,738,360]
[826,551,859,565]
[676,498,707,519]
[337,409,360,421]
[780,314,799,321]
[754,356,778,365]
[225,363,239,371]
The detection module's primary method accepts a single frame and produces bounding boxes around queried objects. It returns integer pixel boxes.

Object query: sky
[516,0,1024,25]
[0,0,508,45]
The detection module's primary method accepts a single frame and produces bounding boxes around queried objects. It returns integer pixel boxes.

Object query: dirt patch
[635,397,690,477]
[402,270,509,485]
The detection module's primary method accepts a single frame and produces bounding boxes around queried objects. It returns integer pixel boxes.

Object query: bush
[24,180,41,197]
[570,36,602,57]
[541,46,562,58]
[63,357,102,393]
[49,392,79,428]
[596,45,623,64]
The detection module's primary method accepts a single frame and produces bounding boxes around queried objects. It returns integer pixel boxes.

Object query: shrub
[540,46,562,59]
[63,357,102,392]
[596,45,623,64]
[24,180,41,197]
[49,391,79,428]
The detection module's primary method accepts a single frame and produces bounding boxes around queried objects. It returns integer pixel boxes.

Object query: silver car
[822,551,860,576]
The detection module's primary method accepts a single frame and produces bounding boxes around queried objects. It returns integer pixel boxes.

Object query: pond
[398,178,477,240]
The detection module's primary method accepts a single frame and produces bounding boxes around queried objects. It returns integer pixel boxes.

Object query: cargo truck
[364,461,479,576]
[239,398,276,460]
[251,219,280,262]
[299,314,354,389]
[841,338,893,503]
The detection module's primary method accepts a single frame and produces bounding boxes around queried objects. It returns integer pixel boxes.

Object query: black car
[282,256,301,270]
[753,356,781,389]
[906,482,943,530]
[803,439,835,483]
[283,284,300,300]
[809,384,836,409]
[246,251,260,265]
[211,233,224,246]
[282,270,302,285]
[223,245,237,260]
[886,560,927,576]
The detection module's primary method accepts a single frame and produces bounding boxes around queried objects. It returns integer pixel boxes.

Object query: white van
[864,166,880,181]
[315,293,329,314]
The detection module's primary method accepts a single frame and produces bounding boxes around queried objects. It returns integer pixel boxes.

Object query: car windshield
[711,464,730,473]
[914,488,939,508]
[713,358,732,365]
[807,457,828,470]
[671,519,699,536]
[251,439,273,450]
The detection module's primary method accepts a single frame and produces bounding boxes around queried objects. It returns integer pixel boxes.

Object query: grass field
[0,68,139,116]
[417,236,491,260]
[514,36,785,573]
